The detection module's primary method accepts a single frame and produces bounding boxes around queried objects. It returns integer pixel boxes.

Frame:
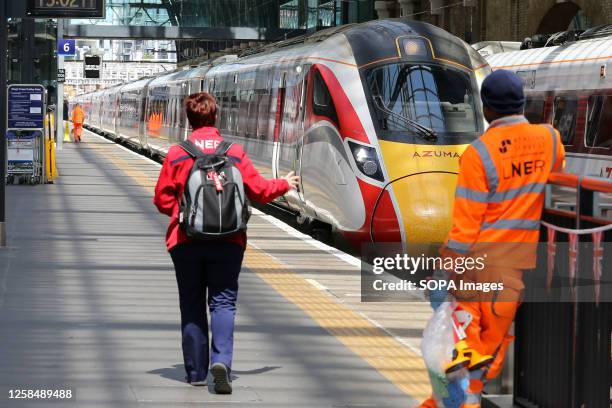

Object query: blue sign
[58,39,76,56]
[7,85,45,129]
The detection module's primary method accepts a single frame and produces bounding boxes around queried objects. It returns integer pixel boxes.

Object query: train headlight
[348,141,384,182]
[400,38,430,58]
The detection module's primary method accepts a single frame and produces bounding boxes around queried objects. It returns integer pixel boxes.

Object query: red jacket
[154,127,290,250]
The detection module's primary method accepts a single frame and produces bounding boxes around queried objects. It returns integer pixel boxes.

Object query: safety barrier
[44,112,57,183]
[511,173,611,408]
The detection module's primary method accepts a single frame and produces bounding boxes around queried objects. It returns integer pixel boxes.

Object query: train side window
[552,96,577,144]
[585,95,612,148]
[247,91,259,138]
[313,70,338,125]
[219,93,228,130]
[229,93,238,132]
[524,98,545,124]
[257,89,271,139]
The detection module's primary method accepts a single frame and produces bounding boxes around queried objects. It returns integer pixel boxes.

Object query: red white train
[76,19,491,250]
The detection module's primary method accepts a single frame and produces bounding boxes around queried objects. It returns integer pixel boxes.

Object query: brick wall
[375,0,611,42]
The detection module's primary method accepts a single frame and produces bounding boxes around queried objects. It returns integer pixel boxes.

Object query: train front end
[344,21,490,249]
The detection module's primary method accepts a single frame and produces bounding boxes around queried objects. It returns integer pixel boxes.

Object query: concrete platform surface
[0,131,433,407]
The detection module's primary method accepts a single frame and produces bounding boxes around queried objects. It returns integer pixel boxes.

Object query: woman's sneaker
[210,362,232,394]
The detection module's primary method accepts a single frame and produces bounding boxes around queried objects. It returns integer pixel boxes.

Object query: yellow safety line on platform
[87,134,431,402]
[245,247,430,401]
[88,140,157,192]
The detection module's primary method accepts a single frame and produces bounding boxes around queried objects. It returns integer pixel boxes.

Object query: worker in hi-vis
[420,69,565,408]
[72,103,85,143]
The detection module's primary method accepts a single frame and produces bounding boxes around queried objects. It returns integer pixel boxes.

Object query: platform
[0,130,433,407]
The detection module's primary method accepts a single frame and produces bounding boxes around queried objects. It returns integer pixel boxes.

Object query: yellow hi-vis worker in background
[419,69,565,408]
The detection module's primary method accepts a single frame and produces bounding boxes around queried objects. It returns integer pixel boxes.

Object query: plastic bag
[421,301,468,408]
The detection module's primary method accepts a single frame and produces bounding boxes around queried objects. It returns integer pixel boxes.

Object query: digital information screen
[27,0,105,18]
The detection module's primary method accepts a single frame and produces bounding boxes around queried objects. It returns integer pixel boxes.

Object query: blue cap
[480,69,526,115]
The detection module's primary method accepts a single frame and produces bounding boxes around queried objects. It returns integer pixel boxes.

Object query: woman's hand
[283,171,300,190]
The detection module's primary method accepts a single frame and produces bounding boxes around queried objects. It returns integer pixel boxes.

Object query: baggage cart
[6,130,43,185]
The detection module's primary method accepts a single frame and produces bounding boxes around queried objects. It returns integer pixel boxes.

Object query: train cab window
[552,96,578,144]
[312,70,338,124]
[585,95,612,148]
[524,98,545,124]
[366,63,478,140]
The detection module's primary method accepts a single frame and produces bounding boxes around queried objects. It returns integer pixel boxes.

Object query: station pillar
[374,1,396,19]
[398,0,416,17]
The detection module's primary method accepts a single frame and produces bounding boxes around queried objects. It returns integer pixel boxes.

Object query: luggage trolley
[5,84,46,185]
[6,130,43,185]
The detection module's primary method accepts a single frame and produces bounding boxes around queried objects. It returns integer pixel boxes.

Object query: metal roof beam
[64,25,305,41]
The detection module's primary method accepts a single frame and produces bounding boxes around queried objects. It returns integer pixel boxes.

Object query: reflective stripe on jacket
[445,115,565,257]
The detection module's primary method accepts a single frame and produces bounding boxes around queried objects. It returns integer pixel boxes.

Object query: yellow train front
[316,20,492,249]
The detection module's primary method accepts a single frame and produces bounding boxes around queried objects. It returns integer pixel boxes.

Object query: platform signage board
[7,85,45,129]
[58,39,76,56]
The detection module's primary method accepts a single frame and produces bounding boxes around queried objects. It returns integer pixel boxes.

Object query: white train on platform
[485,27,612,179]
[74,19,491,250]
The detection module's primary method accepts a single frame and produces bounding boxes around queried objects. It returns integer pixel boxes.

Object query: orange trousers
[454,267,523,380]
[73,123,83,141]
[419,268,524,407]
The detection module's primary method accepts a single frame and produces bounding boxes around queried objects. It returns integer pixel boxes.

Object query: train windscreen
[366,63,480,144]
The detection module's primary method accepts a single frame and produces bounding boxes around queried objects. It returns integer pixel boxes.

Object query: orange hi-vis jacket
[445,115,565,262]
[72,106,85,124]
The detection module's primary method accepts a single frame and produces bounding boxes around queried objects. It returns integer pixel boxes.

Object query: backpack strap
[215,140,233,156]
[179,140,205,159]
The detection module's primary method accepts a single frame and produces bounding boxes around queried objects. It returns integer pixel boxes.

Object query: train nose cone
[390,172,457,243]
[372,141,467,245]
[371,173,458,244]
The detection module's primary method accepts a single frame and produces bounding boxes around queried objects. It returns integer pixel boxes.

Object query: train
[75,19,491,250]
[485,26,612,180]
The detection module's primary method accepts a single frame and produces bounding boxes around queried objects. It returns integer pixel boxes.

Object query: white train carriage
[486,30,612,179]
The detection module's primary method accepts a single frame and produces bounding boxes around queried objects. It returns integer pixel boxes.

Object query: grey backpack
[178,140,250,239]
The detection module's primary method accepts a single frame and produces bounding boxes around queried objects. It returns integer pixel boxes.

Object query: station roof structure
[63,0,306,41]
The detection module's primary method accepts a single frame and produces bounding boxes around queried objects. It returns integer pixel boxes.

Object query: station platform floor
[0,129,433,407]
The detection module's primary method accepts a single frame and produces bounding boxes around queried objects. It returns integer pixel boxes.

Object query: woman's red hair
[185,92,217,129]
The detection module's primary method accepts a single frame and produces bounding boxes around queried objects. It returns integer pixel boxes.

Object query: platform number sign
[27,0,105,18]
[58,40,76,57]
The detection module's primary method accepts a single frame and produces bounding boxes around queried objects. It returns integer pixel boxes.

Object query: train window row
[210,66,338,142]
[526,94,612,150]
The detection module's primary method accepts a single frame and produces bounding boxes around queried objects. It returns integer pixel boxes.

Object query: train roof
[343,19,483,70]
[120,77,154,92]
[219,19,486,74]
[147,66,209,88]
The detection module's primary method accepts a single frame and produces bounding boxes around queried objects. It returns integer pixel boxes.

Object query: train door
[272,72,286,178]
[294,64,310,203]
[113,93,120,136]
[181,82,191,141]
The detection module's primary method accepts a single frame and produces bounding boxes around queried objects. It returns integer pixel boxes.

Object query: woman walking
[154,92,299,394]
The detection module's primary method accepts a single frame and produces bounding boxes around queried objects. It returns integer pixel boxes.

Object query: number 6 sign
[57,39,76,56]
